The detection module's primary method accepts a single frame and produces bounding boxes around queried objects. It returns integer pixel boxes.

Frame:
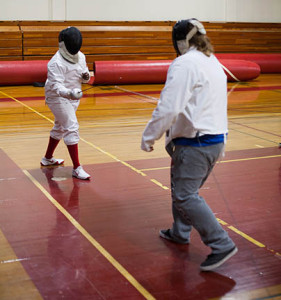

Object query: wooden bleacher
[20,21,175,67]
[206,22,281,53]
[0,21,281,70]
[0,21,22,61]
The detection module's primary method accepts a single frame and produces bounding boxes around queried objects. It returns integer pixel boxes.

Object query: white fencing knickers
[47,99,80,145]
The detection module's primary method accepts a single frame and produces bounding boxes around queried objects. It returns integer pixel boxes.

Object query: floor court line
[0,227,43,299]
[23,169,156,300]
[139,154,281,171]
[3,91,281,266]
[0,91,54,124]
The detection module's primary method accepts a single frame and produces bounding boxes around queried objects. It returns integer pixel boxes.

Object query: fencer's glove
[141,138,154,152]
[69,88,83,100]
[82,72,90,81]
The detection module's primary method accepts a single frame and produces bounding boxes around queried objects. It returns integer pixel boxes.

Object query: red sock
[67,144,80,169]
[45,137,60,159]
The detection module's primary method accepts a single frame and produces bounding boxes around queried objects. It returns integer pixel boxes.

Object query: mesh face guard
[59,27,82,55]
[58,27,82,64]
[172,18,206,55]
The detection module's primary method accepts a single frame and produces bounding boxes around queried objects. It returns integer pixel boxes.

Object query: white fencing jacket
[141,48,228,151]
[45,51,90,104]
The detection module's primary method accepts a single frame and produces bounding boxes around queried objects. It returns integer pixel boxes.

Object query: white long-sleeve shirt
[45,51,90,103]
[141,48,228,151]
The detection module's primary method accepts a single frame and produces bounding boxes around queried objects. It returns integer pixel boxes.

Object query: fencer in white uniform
[141,19,237,271]
[41,27,91,180]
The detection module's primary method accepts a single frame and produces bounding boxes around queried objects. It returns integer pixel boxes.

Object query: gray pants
[167,142,235,254]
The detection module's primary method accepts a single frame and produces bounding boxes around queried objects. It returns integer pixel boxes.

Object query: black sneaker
[159,229,189,244]
[200,246,238,271]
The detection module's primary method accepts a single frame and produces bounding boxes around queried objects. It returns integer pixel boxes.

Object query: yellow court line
[0,91,54,124]
[217,218,281,257]
[218,154,281,163]
[80,137,147,177]
[228,226,265,248]
[150,178,169,190]
[140,154,281,171]
[141,166,170,172]
[23,169,156,300]
[218,220,265,247]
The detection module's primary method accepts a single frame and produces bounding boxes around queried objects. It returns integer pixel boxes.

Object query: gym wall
[0,0,281,23]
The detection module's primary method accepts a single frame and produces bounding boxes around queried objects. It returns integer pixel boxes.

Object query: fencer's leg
[42,101,75,167]
[67,143,80,169]
[172,145,235,254]
[161,143,191,243]
[67,143,91,180]
[170,155,192,243]
[41,134,64,166]
[44,136,60,159]
[170,201,192,243]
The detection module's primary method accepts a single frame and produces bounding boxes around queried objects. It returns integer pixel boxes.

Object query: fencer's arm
[141,107,176,152]
[80,53,91,83]
[141,60,195,152]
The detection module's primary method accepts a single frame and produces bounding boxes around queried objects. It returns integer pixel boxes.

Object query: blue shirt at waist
[173,134,226,147]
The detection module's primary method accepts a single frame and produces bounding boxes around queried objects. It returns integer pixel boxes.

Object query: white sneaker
[41,157,64,166]
[72,166,91,180]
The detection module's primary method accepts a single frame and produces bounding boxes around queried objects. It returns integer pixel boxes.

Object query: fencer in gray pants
[141,18,238,271]
[167,142,235,254]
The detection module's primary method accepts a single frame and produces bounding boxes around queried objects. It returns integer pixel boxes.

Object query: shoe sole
[159,230,189,245]
[200,247,238,271]
[72,174,91,180]
[40,161,64,166]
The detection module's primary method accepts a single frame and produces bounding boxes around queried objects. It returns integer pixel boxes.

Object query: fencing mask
[59,27,82,64]
[172,18,206,56]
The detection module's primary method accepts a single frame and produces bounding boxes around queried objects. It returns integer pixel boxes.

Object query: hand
[82,72,90,81]
[141,141,154,152]
[70,88,83,100]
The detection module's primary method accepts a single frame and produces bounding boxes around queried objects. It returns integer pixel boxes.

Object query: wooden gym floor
[0,74,280,299]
